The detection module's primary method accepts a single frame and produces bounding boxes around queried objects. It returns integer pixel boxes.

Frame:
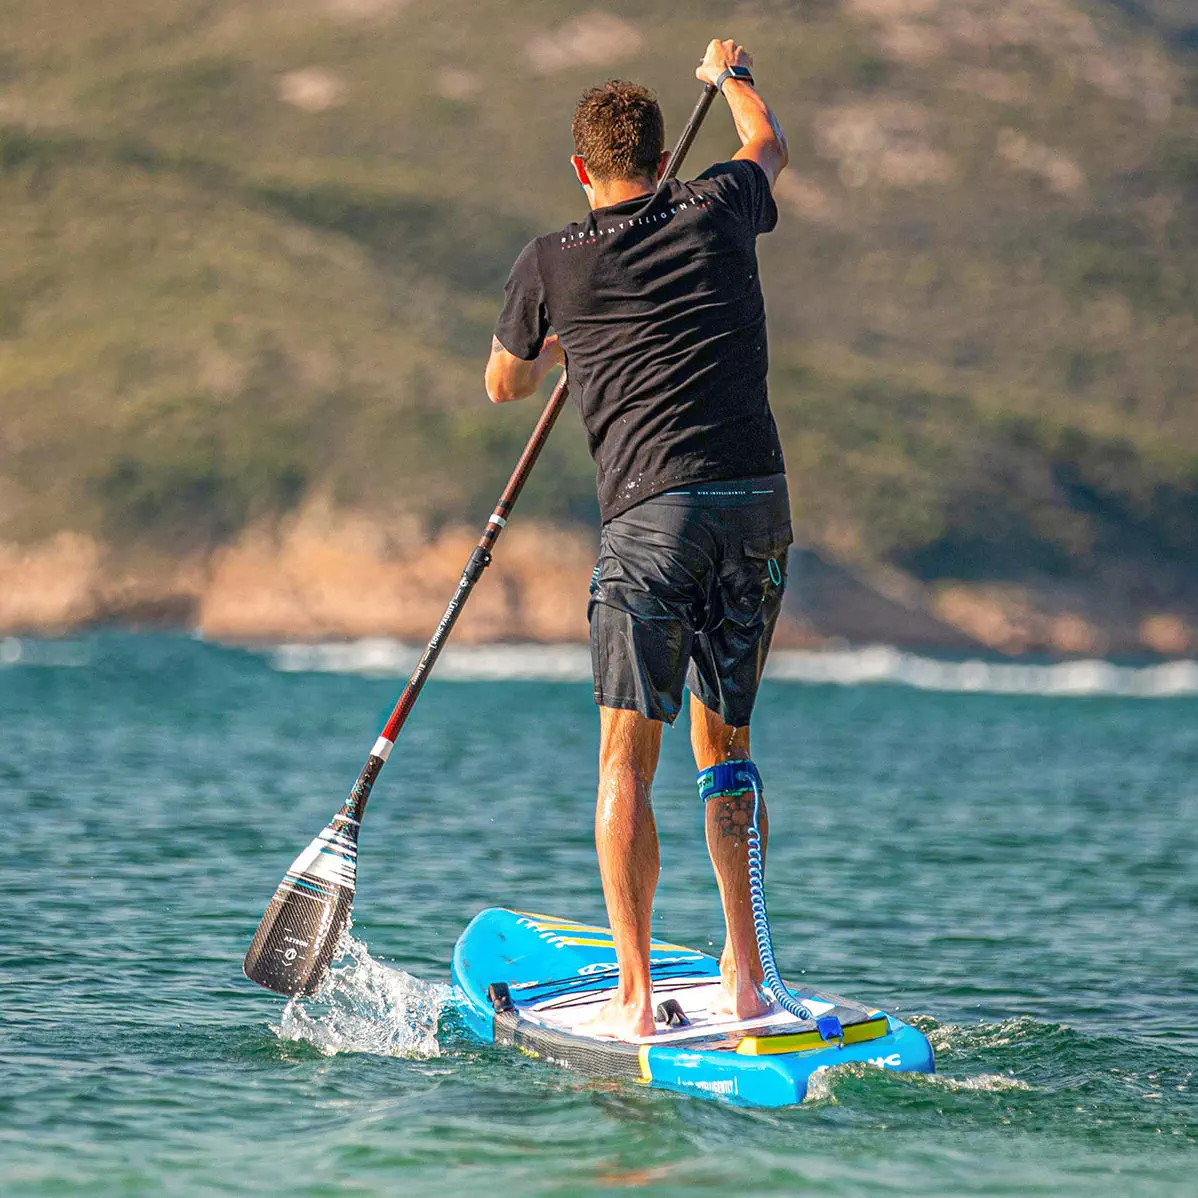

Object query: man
[485,39,790,1041]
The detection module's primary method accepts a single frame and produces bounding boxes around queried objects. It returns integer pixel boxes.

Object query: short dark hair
[571,81,664,183]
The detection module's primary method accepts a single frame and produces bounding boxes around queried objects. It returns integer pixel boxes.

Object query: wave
[803,1060,1033,1104]
[267,639,1198,697]
[804,1015,1040,1103]
[765,645,1198,697]
[271,639,591,681]
[273,932,451,1058]
[921,1014,1048,1054]
[0,637,92,669]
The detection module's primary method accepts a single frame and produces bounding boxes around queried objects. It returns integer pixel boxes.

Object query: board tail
[243,819,359,997]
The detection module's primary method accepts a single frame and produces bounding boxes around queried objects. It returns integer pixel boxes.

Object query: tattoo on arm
[491,335,504,355]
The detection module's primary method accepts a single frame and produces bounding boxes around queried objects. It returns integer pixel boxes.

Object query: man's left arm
[695,39,788,192]
[485,333,564,403]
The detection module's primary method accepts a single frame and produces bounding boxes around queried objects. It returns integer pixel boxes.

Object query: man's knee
[599,705,663,779]
[689,693,750,767]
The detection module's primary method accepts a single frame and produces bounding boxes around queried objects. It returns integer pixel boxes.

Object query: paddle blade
[243,820,358,997]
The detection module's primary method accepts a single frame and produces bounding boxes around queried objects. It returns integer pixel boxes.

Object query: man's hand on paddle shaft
[485,332,565,403]
[696,39,788,189]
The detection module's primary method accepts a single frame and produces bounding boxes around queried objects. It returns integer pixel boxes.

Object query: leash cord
[745,776,813,1022]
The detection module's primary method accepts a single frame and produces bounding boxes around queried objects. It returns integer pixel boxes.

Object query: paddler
[485,39,790,1040]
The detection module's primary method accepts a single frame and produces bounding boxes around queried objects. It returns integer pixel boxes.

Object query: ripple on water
[5,633,1198,1196]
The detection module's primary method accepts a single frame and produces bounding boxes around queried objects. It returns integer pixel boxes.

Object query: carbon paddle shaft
[244,83,718,996]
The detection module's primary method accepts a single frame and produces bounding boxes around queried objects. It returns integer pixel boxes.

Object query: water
[2,633,1195,1195]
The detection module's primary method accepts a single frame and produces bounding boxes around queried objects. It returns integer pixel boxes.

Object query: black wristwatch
[714,65,755,93]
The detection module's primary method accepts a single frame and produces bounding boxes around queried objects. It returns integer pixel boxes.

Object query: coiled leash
[698,759,844,1044]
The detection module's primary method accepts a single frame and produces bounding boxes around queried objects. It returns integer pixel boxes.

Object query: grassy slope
[1,0,1196,598]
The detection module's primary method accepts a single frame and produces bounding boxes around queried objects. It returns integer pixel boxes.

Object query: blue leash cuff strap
[697,758,762,802]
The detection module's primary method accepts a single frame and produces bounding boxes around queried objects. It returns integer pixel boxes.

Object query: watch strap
[714,65,755,93]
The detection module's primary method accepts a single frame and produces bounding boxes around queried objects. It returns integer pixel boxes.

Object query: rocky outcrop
[0,504,599,643]
[196,504,594,643]
[0,533,204,634]
[0,534,105,635]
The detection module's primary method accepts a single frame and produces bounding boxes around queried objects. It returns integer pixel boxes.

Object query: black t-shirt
[494,159,785,523]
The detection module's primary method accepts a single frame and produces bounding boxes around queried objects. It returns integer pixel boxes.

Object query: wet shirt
[494,159,785,523]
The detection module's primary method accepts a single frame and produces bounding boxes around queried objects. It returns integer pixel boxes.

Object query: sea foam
[0,637,92,669]
[268,639,1198,698]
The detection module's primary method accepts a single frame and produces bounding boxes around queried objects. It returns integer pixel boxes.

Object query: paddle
[243,82,719,997]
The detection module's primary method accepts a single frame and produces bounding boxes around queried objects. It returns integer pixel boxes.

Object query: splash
[803,1066,837,1103]
[803,1059,1034,1103]
[923,1014,1050,1054]
[923,1072,1035,1093]
[802,1015,1041,1102]
[273,934,452,1058]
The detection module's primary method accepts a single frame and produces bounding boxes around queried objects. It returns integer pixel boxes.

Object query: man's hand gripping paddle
[242,83,719,997]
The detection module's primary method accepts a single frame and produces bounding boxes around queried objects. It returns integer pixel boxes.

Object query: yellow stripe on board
[638,1044,653,1082]
[511,912,695,953]
[521,919,612,934]
[736,1016,890,1056]
[553,936,695,952]
[511,910,588,927]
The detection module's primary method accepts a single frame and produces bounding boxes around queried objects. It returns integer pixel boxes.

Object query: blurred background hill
[1,0,1196,652]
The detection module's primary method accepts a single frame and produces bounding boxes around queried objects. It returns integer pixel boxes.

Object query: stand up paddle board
[452,908,934,1107]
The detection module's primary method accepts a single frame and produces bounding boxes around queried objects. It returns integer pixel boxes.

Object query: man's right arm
[485,333,563,403]
[695,38,788,189]
[486,240,561,402]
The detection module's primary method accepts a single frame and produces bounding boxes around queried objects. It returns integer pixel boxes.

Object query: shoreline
[1,505,1193,658]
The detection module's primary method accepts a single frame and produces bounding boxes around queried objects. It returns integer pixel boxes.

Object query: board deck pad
[525,977,837,1042]
[452,908,934,1107]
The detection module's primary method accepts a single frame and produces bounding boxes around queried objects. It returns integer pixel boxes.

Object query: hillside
[1,0,1197,649]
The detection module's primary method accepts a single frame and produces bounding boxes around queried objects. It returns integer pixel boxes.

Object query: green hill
[2,0,1197,606]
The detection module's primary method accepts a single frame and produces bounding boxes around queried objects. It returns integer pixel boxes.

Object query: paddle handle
[336,84,718,827]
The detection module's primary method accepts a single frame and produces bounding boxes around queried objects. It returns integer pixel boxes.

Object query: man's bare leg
[587,706,663,1040]
[690,693,771,1020]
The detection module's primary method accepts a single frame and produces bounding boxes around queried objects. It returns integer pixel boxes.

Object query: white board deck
[520,978,836,1046]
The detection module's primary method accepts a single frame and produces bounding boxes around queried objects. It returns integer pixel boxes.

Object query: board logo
[688,1077,738,1097]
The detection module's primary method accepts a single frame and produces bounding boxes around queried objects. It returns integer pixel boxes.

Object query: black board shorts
[588,475,792,727]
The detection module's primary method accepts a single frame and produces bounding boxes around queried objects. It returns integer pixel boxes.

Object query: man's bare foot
[709,966,772,1021]
[583,992,656,1041]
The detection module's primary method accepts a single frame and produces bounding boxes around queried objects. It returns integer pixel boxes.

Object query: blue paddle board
[452,908,934,1107]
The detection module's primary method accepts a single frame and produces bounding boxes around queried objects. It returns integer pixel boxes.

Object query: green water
[2,634,1195,1195]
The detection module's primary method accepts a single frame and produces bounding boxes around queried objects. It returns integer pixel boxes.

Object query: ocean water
[2,633,1195,1196]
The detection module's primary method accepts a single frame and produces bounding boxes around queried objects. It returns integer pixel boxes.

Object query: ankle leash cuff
[697,758,762,802]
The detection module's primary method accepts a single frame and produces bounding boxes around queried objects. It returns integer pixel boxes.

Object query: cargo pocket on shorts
[723,524,792,628]
[743,524,793,593]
